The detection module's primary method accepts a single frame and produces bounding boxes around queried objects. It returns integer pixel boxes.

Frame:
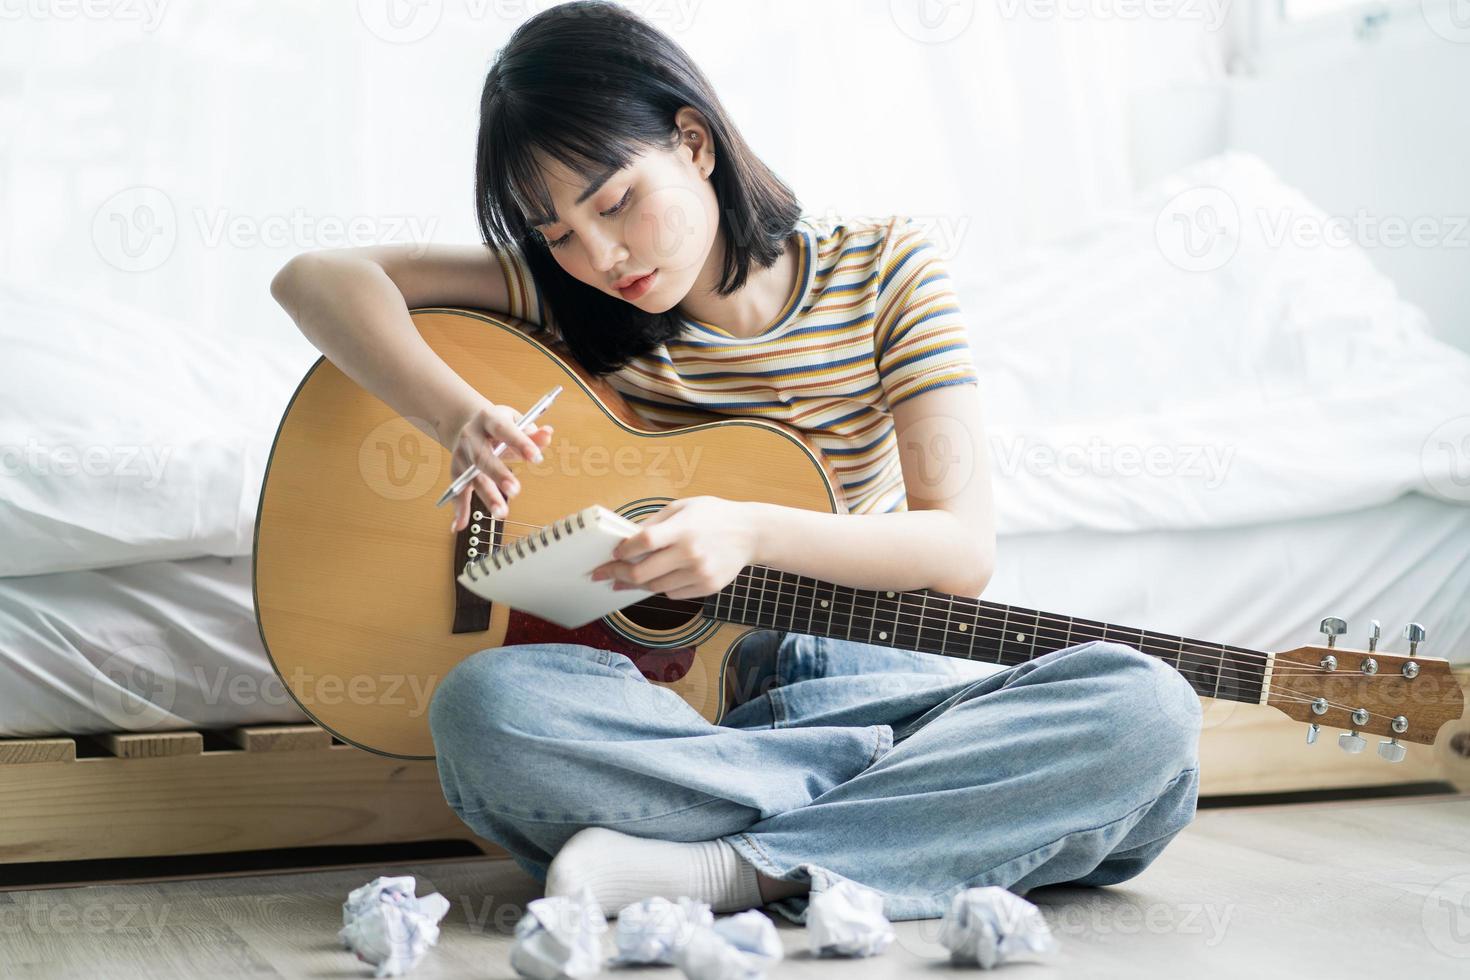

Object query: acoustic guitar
[253,307,1465,761]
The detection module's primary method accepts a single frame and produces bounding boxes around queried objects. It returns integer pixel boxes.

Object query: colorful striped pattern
[494,213,980,514]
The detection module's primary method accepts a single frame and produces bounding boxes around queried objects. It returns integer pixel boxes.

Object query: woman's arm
[269,243,518,447]
[748,382,996,598]
[269,243,549,526]
[595,382,997,600]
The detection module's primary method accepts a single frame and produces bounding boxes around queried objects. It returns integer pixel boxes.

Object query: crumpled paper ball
[612,896,715,965]
[337,875,452,977]
[673,909,784,980]
[805,879,895,957]
[510,884,608,979]
[937,886,1057,969]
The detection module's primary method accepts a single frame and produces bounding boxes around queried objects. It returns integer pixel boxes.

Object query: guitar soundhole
[621,594,703,631]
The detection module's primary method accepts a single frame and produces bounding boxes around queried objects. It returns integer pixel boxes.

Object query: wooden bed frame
[2,673,1466,869]
[0,725,499,867]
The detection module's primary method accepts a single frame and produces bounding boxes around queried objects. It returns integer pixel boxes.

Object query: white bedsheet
[1,491,1464,738]
[0,555,306,738]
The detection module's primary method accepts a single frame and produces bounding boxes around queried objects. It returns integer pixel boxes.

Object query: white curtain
[0,0,1229,355]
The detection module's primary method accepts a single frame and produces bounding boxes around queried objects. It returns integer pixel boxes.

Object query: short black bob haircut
[474,0,803,376]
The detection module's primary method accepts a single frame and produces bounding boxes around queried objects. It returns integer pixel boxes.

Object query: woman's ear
[673,106,715,178]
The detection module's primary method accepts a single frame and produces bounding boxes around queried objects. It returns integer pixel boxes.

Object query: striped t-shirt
[492,213,980,514]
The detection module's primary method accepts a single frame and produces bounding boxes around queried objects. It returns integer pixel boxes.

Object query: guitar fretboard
[703,565,1268,704]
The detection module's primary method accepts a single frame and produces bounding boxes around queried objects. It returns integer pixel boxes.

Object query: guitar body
[254,307,848,759]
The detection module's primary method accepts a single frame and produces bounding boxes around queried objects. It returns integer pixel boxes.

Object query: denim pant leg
[427,640,891,883]
[719,638,1204,923]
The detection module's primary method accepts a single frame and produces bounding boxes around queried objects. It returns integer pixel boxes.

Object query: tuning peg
[1377,738,1406,763]
[1338,731,1366,754]
[1319,617,1347,648]
[1403,623,1426,657]
[1366,620,1380,652]
[1306,723,1320,745]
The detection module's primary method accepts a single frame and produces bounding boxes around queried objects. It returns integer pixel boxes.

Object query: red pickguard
[503,611,695,683]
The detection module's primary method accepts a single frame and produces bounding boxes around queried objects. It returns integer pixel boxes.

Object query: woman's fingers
[495,415,544,464]
[449,416,555,533]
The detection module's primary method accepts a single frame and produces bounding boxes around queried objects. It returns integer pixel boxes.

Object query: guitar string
[466,533,1425,726]
[715,575,1392,679]
[1246,690,1410,730]
[468,527,1418,686]
[468,538,1394,689]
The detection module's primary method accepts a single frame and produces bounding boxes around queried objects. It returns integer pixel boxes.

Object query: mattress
[0,555,307,738]
[1,492,1465,738]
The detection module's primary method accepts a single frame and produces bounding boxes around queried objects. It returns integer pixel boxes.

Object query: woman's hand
[589,496,760,600]
[447,398,555,532]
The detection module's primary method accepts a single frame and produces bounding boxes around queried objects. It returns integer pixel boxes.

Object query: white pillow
[966,152,1470,535]
[0,281,308,576]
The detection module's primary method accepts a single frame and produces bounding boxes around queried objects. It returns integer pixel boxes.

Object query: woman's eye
[602,188,631,216]
[543,190,630,251]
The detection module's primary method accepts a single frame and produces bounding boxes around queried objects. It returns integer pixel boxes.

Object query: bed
[2,152,1468,869]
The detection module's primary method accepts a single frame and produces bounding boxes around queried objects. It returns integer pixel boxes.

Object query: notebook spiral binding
[473,509,590,576]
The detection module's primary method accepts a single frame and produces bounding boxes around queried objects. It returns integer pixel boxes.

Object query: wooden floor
[2,792,1467,978]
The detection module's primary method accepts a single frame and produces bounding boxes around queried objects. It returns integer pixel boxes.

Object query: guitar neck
[702,566,1270,705]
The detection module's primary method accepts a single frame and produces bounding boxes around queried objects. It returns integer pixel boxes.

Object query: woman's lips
[617,269,658,300]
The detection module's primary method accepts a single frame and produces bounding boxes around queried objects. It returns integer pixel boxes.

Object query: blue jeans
[428,631,1203,923]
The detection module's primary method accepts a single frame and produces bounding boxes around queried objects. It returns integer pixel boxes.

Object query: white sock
[543,827,764,916]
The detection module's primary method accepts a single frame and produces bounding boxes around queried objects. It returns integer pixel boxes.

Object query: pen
[435,384,562,508]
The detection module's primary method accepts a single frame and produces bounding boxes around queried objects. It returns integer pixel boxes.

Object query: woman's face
[529,141,717,311]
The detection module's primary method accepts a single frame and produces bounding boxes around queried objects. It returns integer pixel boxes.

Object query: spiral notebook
[455,503,657,629]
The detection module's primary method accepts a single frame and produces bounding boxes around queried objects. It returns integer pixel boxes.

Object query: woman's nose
[584,229,627,273]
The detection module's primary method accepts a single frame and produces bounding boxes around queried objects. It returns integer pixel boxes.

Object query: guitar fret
[740,567,752,628]
[999,606,1010,665]
[806,574,816,636]
[1140,629,1181,670]
[829,578,840,640]
[704,573,1266,704]
[789,572,801,632]
[764,567,776,628]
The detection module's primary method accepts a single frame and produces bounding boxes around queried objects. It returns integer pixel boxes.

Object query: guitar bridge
[452,496,500,634]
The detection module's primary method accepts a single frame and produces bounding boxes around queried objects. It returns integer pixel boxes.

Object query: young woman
[270,1,1202,925]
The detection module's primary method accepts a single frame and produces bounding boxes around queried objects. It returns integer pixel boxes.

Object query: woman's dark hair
[474,0,802,375]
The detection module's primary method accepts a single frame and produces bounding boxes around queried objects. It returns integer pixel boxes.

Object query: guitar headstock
[1268,620,1465,759]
